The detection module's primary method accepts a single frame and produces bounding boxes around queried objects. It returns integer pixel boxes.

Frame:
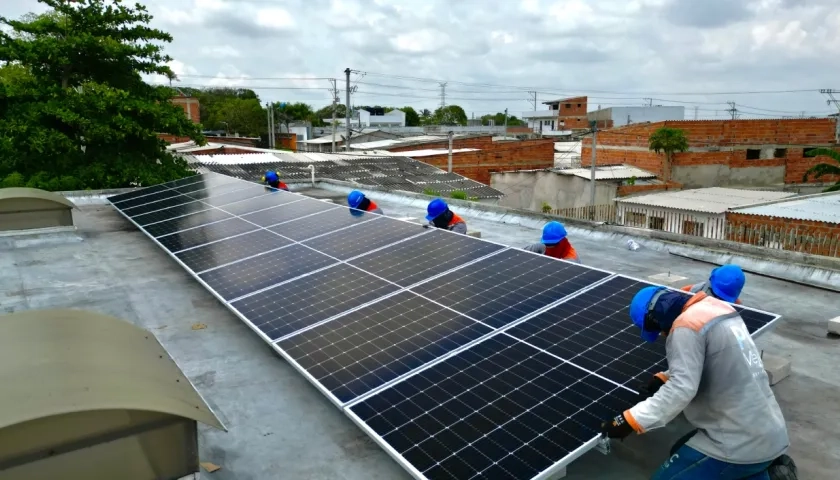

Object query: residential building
[492,164,660,216]
[554,141,582,168]
[297,129,400,153]
[325,109,407,128]
[170,93,200,123]
[726,191,840,257]
[555,96,590,130]
[587,106,685,129]
[521,99,566,134]
[616,187,797,239]
[582,118,840,188]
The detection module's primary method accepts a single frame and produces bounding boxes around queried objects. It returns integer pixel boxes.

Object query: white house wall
[616,203,726,240]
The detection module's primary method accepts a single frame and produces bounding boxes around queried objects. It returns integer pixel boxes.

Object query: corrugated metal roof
[729,192,840,223]
[393,148,478,157]
[558,164,656,181]
[617,187,798,214]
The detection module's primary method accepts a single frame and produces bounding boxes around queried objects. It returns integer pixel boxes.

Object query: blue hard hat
[709,264,745,303]
[629,286,666,343]
[265,170,279,183]
[541,221,568,245]
[426,198,449,221]
[348,190,365,209]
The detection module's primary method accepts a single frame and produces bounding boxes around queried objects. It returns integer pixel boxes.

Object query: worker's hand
[639,374,666,399]
[601,413,634,440]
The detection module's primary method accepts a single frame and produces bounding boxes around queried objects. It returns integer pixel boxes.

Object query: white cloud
[199,45,241,58]
[390,30,450,54]
[254,8,295,30]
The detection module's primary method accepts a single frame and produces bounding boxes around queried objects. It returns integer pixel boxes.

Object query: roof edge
[0,187,76,209]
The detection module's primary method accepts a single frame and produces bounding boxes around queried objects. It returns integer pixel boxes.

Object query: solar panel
[348,334,640,480]
[182,180,253,200]
[121,194,197,217]
[217,190,303,216]
[409,249,612,329]
[175,229,293,273]
[158,218,259,253]
[301,217,424,260]
[196,185,268,206]
[165,173,219,188]
[240,199,339,227]
[132,200,210,227]
[277,290,493,404]
[231,263,401,341]
[108,184,171,204]
[269,207,378,241]
[347,230,504,287]
[198,243,337,301]
[144,209,232,238]
[114,188,182,210]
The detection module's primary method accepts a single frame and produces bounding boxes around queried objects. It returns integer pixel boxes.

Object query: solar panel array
[110,172,782,480]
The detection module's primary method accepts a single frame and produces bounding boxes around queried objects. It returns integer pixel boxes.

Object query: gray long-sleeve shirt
[626,295,788,464]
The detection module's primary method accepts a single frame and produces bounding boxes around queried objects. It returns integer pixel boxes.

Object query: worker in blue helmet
[425,198,467,234]
[262,170,289,191]
[347,190,383,216]
[681,264,746,304]
[523,221,580,263]
[600,285,790,480]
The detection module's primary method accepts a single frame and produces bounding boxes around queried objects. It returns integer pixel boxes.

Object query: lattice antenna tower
[820,89,840,114]
[726,101,739,120]
[439,82,447,108]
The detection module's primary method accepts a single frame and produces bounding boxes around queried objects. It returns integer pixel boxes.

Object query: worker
[262,170,289,191]
[347,190,383,215]
[523,221,580,263]
[681,264,746,304]
[600,285,790,480]
[425,198,467,234]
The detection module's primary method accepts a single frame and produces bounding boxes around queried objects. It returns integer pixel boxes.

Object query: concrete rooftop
[2,189,838,480]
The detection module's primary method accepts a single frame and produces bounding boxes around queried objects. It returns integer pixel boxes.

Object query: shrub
[541,201,553,214]
[450,190,468,200]
[1,172,26,188]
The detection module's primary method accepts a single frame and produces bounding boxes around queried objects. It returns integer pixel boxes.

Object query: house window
[625,211,647,227]
[746,149,761,160]
[649,216,665,230]
[774,148,787,158]
[683,220,705,237]
[565,103,572,108]
[577,103,582,108]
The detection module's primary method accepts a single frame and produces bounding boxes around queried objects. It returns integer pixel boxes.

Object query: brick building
[554,96,589,130]
[582,118,840,188]
[388,136,555,184]
[725,192,840,258]
[170,93,200,123]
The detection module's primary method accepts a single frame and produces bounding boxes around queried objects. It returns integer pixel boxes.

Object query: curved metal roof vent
[0,188,76,232]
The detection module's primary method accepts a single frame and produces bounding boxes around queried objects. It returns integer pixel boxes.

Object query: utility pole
[439,82,448,108]
[503,108,508,137]
[266,103,272,147]
[329,79,339,153]
[726,101,738,120]
[344,68,351,151]
[694,106,699,120]
[589,120,598,220]
[820,89,840,114]
[643,98,653,107]
[447,131,454,173]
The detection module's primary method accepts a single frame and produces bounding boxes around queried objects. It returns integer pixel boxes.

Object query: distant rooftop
[730,191,840,223]
[557,164,657,181]
[617,187,798,214]
[392,148,478,157]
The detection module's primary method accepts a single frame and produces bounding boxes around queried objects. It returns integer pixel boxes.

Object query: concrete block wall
[726,212,840,257]
[414,139,555,184]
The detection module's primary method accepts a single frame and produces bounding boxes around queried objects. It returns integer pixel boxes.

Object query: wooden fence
[725,221,840,258]
[550,204,617,222]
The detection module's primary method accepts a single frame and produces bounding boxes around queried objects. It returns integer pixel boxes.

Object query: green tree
[433,105,468,126]
[312,103,346,127]
[212,98,265,137]
[480,112,525,127]
[191,87,261,127]
[648,127,689,182]
[274,101,314,133]
[401,106,420,127]
[419,108,433,125]
[803,148,840,192]
[0,0,203,190]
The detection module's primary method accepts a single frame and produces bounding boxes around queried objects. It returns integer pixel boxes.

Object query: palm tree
[648,127,689,183]
[803,148,840,192]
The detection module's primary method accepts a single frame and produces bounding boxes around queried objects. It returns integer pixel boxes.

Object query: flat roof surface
[3,196,838,480]
[731,192,840,223]
[617,187,798,214]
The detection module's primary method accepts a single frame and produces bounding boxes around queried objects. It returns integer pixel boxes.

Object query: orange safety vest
[544,238,579,261]
[679,283,742,304]
[366,200,380,212]
[448,213,466,229]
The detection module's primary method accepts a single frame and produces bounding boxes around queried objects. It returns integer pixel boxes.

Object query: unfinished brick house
[581,118,840,189]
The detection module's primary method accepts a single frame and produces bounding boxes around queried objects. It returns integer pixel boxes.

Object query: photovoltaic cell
[121,194,197,217]
[232,263,400,341]
[196,185,268,207]
[176,229,293,273]
[347,230,504,287]
[109,184,170,204]
[163,173,218,188]
[240,199,339,227]
[173,179,235,195]
[735,305,778,334]
[158,218,258,253]
[182,180,252,200]
[114,188,181,209]
[145,209,232,238]
[199,243,337,301]
[301,217,423,260]
[218,190,303,216]
[269,207,377,241]
[132,200,210,227]
[278,291,492,403]
[350,334,639,480]
[410,249,611,329]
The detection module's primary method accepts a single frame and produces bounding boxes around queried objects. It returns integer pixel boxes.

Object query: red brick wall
[581,119,839,184]
[784,148,840,184]
[726,211,840,257]
[170,96,200,123]
[616,181,682,197]
[158,134,193,144]
[412,139,555,184]
[557,96,588,130]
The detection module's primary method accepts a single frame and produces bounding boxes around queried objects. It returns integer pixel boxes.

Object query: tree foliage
[648,127,688,182]
[480,112,525,127]
[0,0,204,190]
[401,106,420,127]
[433,105,468,126]
[803,148,840,192]
[273,101,314,132]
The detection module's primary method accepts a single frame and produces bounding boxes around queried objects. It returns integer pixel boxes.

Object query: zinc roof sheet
[729,192,840,224]
[617,187,797,214]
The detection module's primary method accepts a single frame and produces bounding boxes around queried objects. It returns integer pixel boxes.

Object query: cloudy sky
[7,0,840,119]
